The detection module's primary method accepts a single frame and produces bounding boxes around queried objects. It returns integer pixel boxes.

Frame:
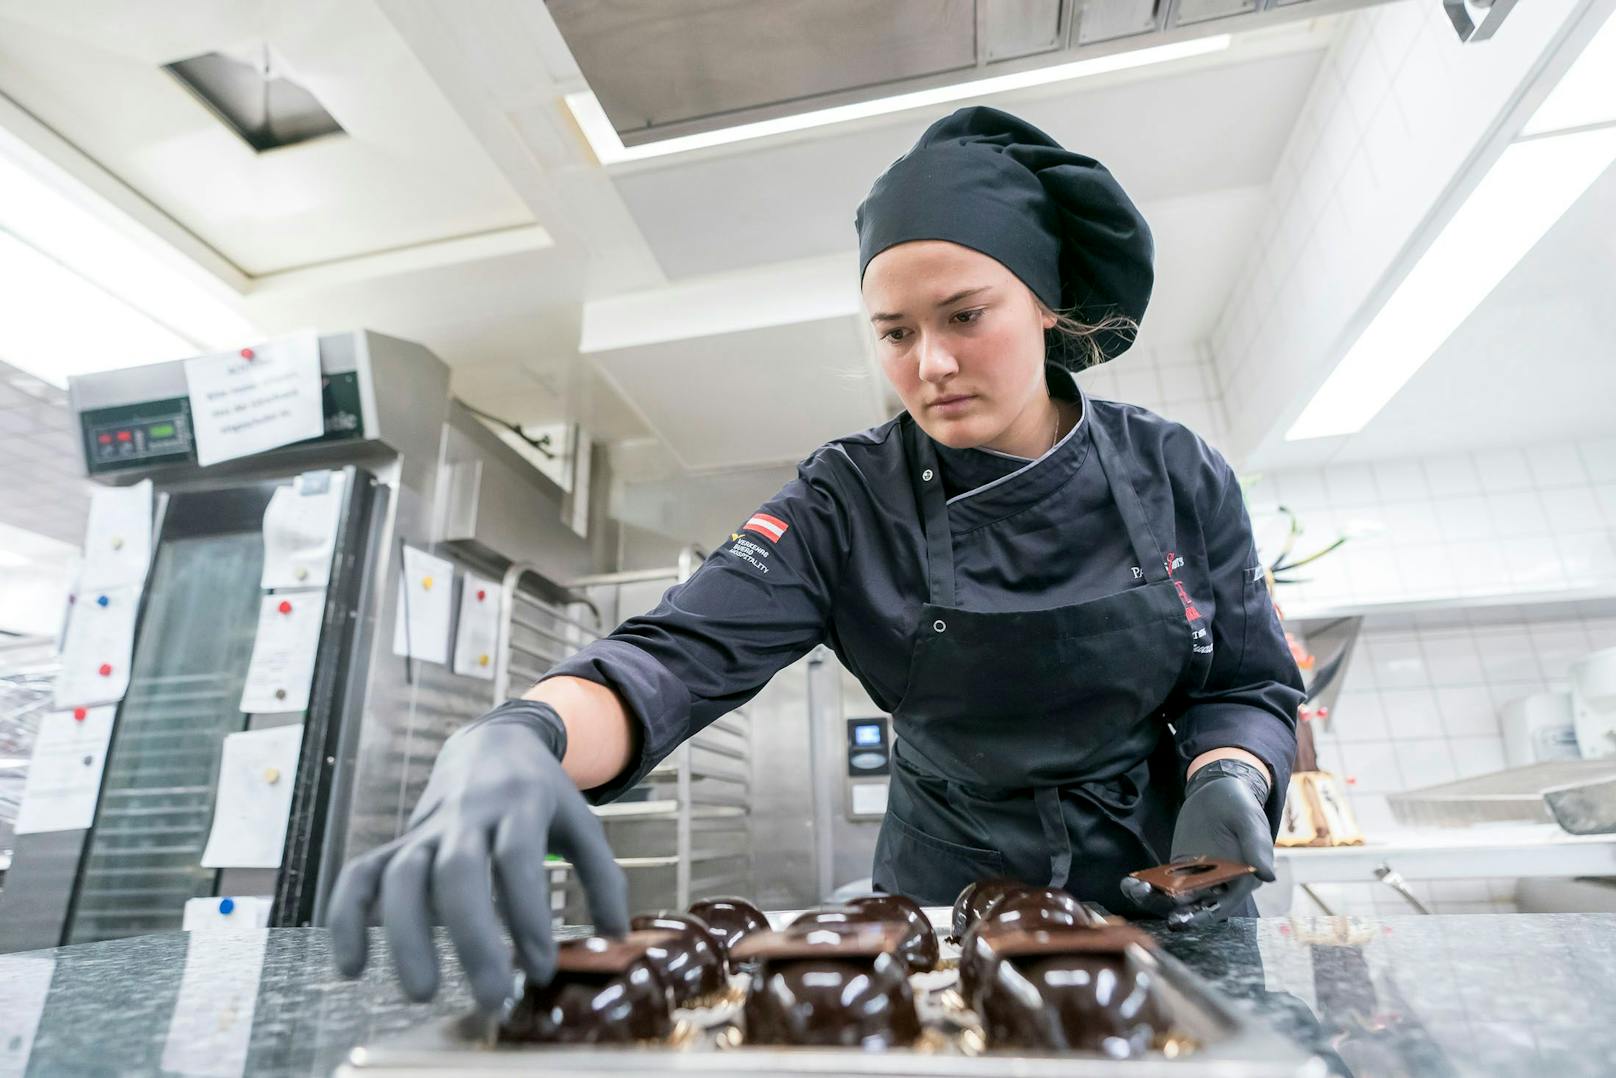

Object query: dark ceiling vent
[163,46,343,152]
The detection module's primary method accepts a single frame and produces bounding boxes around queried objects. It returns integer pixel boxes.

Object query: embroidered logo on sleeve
[741,512,789,543]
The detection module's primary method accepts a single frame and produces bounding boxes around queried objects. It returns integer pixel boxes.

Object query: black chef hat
[855,106,1153,368]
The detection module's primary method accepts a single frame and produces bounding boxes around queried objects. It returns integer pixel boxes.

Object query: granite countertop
[1,913,1613,1076]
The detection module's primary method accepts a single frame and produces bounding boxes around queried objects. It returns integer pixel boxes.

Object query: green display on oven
[148,422,176,438]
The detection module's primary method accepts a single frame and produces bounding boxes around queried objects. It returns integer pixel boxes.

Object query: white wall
[1297,600,1616,915]
[1247,437,1616,613]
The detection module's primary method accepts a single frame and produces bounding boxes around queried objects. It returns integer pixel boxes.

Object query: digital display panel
[853,722,882,747]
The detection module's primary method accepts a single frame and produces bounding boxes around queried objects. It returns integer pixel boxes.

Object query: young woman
[331,106,1303,1012]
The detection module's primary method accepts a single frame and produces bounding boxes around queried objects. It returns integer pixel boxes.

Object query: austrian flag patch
[741,512,789,543]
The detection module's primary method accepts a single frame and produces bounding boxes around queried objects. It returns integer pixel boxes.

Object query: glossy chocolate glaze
[844,894,940,972]
[957,893,1088,1010]
[978,948,1167,1056]
[743,949,921,1048]
[950,878,1027,941]
[789,900,939,974]
[687,898,769,969]
[500,933,674,1044]
[629,913,727,1004]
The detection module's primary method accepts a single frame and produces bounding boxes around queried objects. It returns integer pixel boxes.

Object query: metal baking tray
[338,908,1324,1077]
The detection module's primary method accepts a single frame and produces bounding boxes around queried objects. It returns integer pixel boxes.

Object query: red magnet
[240,347,255,360]
[73,708,87,721]
[476,589,486,602]
[278,600,293,615]
[98,663,113,677]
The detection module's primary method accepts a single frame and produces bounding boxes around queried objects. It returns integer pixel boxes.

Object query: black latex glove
[328,699,629,1011]
[1120,759,1276,929]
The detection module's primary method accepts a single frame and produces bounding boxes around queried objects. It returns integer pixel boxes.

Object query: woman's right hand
[327,700,629,1011]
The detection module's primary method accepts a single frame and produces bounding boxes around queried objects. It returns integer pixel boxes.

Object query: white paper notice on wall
[260,470,346,589]
[160,930,267,1078]
[239,591,325,714]
[183,896,274,932]
[184,332,324,468]
[14,707,115,835]
[78,480,153,590]
[452,572,499,680]
[53,585,140,709]
[391,545,454,665]
[200,724,304,869]
[0,956,54,1078]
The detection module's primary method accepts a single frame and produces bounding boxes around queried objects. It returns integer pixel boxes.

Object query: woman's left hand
[1120,759,1275,927]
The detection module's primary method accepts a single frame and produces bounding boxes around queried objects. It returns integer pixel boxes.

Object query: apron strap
[1034,787,1073,889]
[1085,404,1171,585]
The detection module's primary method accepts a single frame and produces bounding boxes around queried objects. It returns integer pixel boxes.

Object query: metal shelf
[591,800,746,820]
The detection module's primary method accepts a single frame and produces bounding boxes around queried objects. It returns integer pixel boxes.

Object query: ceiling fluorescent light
[0,131,259,386]
[567,36,1231,165]
[1285,124,1616,440]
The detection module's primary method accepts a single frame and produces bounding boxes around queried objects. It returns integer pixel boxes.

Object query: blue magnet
[96,595,109,607]
[218,898,235,916]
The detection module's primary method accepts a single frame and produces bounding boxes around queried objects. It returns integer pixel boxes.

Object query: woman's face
[862,240,1056,450]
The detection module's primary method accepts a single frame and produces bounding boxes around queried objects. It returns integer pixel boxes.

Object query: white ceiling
[3,0,1606,552]
[1286,157,1616,466]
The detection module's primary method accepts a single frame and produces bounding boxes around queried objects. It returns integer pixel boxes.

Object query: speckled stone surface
[0,914,1612,1075]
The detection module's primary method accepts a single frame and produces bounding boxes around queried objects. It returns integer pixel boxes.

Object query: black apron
[872,410,1216,915]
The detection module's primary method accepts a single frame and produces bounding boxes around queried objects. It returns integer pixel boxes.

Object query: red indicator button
[476,590,486,602]
[240,347,255,360]
[98,663,113,677]
[73,708,87,721]
[98,433,112,445]
[278,600,293,615]
[116,431,132,443]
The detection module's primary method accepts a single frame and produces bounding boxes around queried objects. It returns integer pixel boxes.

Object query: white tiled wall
[1246,436,1616,612]
[1298,600,1616,915]
[1075,339,1233,454]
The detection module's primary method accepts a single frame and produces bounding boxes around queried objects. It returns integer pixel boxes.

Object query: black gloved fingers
[1119,876,1184,919]
[494,805,558,987]
[381,841,441,1001]
[435,823,516,1012]
[328,836,405,977]
[1234,821,1278,882]
[1165,874,1261,929]
[551,785,630,937]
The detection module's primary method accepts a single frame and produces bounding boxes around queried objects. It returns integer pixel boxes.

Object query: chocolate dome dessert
[687,897,769,969]
[629,912,727,1003]
[735,923,921,1048]
[975,927,1168,1057]
[950,878,1028,941]
[789,900,938,974]
[501,932,675,1044]
[844,893,940,972]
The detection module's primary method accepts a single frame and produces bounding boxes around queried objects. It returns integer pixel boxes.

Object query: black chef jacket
[542,363,1303,832]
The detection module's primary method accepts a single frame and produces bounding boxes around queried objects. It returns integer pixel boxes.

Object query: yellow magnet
[478,654,490,667]
[264,767,281,784]
[421,576,434,590]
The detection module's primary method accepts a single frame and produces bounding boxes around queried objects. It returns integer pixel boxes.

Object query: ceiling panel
[0,0,534,275]
[590,317,886,471]
[1256,157,1616,467]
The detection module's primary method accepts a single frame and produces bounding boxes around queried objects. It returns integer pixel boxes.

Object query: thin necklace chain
[1048,401,1063,454]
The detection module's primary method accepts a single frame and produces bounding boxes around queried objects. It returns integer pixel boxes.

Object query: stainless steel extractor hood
[545,0,1403,148]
